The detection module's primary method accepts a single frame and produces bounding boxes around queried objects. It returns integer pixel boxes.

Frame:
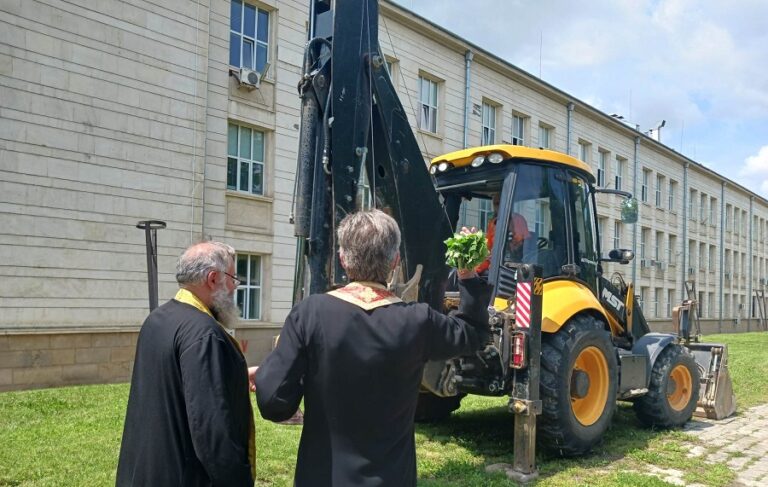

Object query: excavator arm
[293,0,452,306]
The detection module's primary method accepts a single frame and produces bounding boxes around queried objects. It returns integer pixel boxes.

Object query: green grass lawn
[1,331,766,486]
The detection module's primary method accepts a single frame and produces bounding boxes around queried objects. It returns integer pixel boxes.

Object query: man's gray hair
[176,241,236,285]
[337,209,401,283]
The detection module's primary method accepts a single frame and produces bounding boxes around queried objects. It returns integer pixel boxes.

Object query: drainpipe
[682,163,689,298]
[566,102,575,156]
[719,181,725,333]
[460,50,473,224]
[462,50,473,149]
[632,136,639,285]
[749,196,754,331]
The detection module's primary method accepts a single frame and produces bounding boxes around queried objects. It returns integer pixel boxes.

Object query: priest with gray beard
[116,241,256,487]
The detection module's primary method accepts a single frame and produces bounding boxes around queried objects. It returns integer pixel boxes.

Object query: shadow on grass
[416,401,675,485]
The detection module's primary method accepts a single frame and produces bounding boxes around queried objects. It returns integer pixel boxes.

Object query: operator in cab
[475,193,531,274]
[255,209,491,487]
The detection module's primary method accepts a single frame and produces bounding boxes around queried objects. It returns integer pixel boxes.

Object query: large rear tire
[539,314,618,456]
[633,344,700,428]
[414,392,464,423]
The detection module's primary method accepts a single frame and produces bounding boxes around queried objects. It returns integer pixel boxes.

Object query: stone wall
[0,326,281,392]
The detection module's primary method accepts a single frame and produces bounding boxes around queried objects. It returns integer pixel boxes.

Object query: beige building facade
[0,0,765,391]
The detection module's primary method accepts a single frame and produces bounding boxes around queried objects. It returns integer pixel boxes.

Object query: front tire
[539,314,618,456]
[633,344,700,428]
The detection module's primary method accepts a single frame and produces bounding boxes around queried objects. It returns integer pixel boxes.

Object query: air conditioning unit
[238,67,261,89]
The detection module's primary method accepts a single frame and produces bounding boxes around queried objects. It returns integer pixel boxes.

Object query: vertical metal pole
[136,220,166,311]
[507,264,543,484]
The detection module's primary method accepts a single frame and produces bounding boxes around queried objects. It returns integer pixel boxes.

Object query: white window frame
[418,75,439,133]
[579,140,591,163]
[641,169,649,203]
[655,174,663,207]
[668,180,676,211]
[481,101,497,145]
[655,231,663,261]
[598,151,607,187]
[512,114,525,146]
[235,253,262,320]
[229,0,270,72]
[613,221,621,249]
[228,122,266,195]
[614,156,625,191]
[538,123,552,149]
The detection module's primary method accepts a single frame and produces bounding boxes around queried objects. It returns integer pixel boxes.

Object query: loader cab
[432,145,600,293]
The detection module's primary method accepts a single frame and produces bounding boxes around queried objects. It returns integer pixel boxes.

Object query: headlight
[471,155,486,167]
[429,165,438,175]
[487,152,504,164]
[437,162,450,172]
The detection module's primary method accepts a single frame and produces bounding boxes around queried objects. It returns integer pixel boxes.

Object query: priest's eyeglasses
[222,271,243,286]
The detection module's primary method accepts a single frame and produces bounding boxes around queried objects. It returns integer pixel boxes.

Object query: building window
[512,114,525,145]
[478,198,493,231]
[230,0,270,72]
[726,204,732,232]
[641,168,650,203]
[598,150,607,187]
[667,289,675,317]
[667,235,673,264]
[668,180,676,211]
[235,254,262,320]
[538,124,552,149]
[655,174,664,207]
[579,140,591,163]
[640,227,649,259]
[709,197,716,225]
[614,156,625,191]
[534,204,545,236]
[418,76,438,133]
[481,102,496,145]
[227,122,265,195]
[700,193,707,222]
[655,231,663,261]
[688,189,696,220]
[613,221,621,249]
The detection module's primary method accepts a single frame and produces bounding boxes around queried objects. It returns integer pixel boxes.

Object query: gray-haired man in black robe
[255,209,490,486]
[116,242,255,486]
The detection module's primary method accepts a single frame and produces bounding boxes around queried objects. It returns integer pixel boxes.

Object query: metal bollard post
[136,220,166,311]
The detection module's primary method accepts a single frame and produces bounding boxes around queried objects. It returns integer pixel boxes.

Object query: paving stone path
[683,403,768,487]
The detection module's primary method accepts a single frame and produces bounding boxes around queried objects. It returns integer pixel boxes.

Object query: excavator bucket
[687,342,737,420]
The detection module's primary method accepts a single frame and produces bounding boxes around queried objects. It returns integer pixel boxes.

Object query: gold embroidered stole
[327,281,403,310]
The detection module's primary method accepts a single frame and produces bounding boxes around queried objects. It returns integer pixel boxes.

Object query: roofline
[380,0,768,206]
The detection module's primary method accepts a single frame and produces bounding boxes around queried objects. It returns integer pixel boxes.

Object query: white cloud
[393,0,768,179]
[738,146,768,196]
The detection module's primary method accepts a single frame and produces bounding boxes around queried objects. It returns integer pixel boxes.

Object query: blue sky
[392,0,768,196]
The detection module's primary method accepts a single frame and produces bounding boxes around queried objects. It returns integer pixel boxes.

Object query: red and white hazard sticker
[515,282,532,328]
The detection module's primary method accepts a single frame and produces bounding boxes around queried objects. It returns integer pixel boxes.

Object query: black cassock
[256,277,490,487]
[116,298,253,487]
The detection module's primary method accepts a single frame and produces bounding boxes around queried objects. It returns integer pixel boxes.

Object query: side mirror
[606,248,634,264]
[621,198,638,224]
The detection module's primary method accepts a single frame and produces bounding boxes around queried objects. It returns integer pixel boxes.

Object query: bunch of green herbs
[444,230,489,270]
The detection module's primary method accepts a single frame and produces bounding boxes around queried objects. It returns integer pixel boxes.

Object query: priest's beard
[210,283,240,328]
